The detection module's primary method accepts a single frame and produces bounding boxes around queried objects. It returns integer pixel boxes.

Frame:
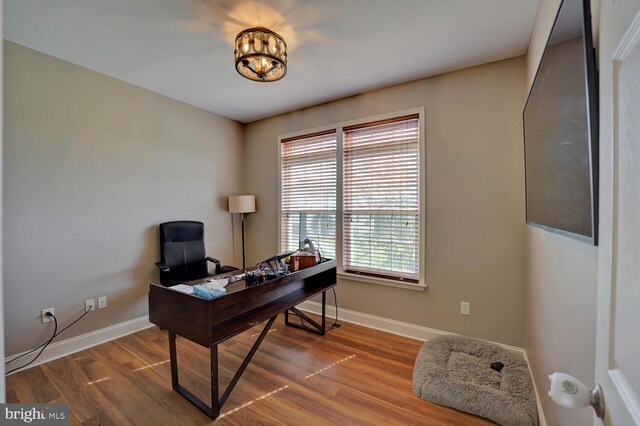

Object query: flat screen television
[523,0,599,245]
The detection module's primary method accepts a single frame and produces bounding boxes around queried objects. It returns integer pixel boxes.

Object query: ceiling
[4,0,539,123]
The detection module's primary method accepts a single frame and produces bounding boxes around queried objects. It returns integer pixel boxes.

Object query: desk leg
[169,332,179,390]
[169,331,218,418]
[168,316,276,420]
[210,344,220,419]
[285,290,328,335]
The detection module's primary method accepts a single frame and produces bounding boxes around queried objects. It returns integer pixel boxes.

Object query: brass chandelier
[234,27,287,82]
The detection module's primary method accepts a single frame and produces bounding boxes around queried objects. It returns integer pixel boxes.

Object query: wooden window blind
[343,114,420,282]
[280,130,337,259]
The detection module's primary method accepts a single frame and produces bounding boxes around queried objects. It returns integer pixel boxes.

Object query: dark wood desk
[148,260,337,420]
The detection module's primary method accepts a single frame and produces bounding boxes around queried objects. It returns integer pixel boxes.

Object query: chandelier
[234,27,287,82]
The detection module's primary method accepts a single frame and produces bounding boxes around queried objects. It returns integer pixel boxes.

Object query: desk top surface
[150,259,336,299]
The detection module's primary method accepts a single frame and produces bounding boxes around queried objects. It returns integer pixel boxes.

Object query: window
[279,110,423,288]
[280,130,337,259]
[343,114,420,282]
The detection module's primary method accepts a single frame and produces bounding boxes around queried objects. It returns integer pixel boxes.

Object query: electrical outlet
[86,299,96,312]
[460,302,470,316]
[98,296,107,310]
[42,308,54,324]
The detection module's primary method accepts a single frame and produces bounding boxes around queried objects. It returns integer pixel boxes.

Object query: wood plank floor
[6,314,494,425]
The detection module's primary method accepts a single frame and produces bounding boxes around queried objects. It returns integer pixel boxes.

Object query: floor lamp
[228,195,256,270]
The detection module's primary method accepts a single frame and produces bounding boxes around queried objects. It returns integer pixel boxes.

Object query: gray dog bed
[413,335,538,426]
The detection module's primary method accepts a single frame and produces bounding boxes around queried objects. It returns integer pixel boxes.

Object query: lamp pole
[241,212,246,270]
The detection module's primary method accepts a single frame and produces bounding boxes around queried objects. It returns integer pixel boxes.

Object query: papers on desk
[169,282,227,300]
[169,278,229,298]
[205,278,229,287]
[169,284,193,294]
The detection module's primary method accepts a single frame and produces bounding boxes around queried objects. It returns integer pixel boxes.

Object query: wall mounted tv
[523,0,599,245]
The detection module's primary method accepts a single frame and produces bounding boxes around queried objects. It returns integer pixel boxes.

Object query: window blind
[343,114,420,282]
[281,130,337,259]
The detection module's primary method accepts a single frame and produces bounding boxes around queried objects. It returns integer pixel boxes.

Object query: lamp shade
[228,195,256,213]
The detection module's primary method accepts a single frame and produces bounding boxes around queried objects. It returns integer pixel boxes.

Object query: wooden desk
[148,260,337,420]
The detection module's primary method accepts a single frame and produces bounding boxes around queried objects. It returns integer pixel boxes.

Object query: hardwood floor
[6,314,494,425]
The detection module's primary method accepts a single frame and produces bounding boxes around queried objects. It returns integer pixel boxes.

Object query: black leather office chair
[155,221,237,287]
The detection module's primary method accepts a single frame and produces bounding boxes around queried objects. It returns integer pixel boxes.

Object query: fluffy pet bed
[413,335,538,426]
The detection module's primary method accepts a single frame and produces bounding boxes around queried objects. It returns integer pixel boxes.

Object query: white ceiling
[4,0,539,123]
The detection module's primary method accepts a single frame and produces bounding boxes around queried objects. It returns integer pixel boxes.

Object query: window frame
[278,107,426,291]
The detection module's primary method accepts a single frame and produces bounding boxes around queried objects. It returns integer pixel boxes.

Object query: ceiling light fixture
[234,27,287,82]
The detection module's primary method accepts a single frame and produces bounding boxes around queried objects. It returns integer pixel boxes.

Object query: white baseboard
[297,300,526,357]
[523,350,548,426]
[5,316,154,375]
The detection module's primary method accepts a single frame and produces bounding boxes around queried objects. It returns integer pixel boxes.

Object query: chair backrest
[159,221,209,285]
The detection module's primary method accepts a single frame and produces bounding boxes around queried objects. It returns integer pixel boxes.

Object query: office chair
[155,221,237,287]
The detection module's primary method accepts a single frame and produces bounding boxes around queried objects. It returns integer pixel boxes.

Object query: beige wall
[244,57,527,347]
[524,1,599,425]
[3,41,243,356]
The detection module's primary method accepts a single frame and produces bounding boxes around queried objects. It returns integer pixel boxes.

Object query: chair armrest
[206,257,222,275]
[155,262,170,272]
[206,257,221,266]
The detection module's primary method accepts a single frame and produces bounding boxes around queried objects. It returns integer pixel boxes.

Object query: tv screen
[523,0,598,244]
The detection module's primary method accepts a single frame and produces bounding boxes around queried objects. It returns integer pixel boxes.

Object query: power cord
[327,286,340,331]
[6,313,58,376]
[5,307,92,375]
[289,287,340,331]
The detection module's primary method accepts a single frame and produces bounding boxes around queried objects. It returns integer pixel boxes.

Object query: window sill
[337,272,427,291]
